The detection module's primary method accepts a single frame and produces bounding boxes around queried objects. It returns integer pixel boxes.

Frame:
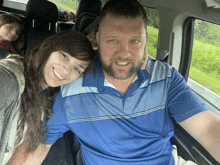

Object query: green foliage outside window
[146,26,158,59]
[190,38,220,95]
[190,20,220,95]
[145,8,159,29]
[49,0,77,13]
[195,20,220,46]
[144,7,159,59]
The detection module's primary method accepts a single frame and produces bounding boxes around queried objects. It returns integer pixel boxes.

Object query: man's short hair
[99,0,148,28]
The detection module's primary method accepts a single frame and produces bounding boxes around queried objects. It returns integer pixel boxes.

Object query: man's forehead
[99,15,146,34]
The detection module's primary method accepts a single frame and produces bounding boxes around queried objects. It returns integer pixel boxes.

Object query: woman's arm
[8,142,52,165]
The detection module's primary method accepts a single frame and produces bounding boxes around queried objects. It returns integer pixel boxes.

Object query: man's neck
[103,72,137,95]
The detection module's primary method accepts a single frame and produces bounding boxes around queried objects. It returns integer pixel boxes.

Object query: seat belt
[83,17,99,35]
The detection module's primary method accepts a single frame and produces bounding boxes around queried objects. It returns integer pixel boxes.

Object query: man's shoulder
[61,77,99,98]
[147,59,174,82]
[147,59,173,71]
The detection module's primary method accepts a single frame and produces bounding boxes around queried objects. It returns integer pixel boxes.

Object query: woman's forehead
[7,22,21,29]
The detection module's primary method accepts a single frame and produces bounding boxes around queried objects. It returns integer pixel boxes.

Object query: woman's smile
[53,67,65,80]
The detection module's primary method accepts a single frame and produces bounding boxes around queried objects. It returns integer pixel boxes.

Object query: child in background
[0,13,24,54]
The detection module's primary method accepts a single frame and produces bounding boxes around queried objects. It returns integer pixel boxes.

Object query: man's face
[96,14,148,80]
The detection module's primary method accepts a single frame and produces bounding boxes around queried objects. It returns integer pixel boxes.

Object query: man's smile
[116,61,130,65]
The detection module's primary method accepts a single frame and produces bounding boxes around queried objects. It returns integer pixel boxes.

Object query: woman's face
[0,23,20,42]
[42,51,89,89]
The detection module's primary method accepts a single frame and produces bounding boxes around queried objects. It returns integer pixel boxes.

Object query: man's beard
[100,59,142,80]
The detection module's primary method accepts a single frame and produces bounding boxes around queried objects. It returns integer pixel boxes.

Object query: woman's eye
[62,53,68,60]
[75,68,81,74]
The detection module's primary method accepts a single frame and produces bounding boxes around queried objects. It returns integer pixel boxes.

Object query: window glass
[144,7,159,59]
[48,0,77,14]
[7,0,28,4]
[188,19,220,107]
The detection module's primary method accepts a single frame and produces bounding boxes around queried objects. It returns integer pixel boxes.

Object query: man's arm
[8,142,52,165]
[179,110,220,163]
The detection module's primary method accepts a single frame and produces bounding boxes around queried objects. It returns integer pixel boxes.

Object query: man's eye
[75,68,81,74]
[108,39,116,43]
[132,39,140,43]
[62,53,68,60]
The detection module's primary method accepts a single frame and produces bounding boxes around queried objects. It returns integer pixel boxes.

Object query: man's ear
[96,31,100,44]
[141,47,148,70]
[146,33,149,42]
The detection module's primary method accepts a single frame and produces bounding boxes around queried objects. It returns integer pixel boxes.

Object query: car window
[144,7,159,60]
[48,0,77,14]
[7,0,28,4]
[188,19,220,113]
[3,0,27,10]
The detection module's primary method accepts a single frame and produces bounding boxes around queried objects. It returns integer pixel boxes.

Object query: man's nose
[119,42,131,59]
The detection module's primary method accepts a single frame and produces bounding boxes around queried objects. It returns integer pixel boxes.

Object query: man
[9,0,220,164]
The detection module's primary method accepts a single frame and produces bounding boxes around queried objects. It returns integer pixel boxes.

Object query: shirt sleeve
[167,68,208,123]
[0,65,18,110]
[45,91,69,145]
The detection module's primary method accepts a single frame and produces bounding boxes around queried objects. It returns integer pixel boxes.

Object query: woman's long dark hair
[16,30,95,153]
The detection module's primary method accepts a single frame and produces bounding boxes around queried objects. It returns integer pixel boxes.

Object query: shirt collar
[104,75,138,89]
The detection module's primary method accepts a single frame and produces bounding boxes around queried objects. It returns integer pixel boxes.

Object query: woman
[0,13,24,55]
[0,30,95,165]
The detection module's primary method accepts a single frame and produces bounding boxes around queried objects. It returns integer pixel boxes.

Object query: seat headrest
[74,12,99,35]
[0,0,3,8]
[75,0,102,18]
[25,0,58,22]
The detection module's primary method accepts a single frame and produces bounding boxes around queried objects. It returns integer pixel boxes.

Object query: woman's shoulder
[0,56,24,109]
[0,64,19,109]
[0,58,19,88]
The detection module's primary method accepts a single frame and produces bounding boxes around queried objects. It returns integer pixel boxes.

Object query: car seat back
[25,0,58,32]
[24,0,58,55]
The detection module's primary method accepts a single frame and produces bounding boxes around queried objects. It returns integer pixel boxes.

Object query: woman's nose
[10,29,16,35]
[62,64,72,75]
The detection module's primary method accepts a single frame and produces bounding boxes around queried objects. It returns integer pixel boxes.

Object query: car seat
[75,0,101,19]
[74,0,101,35]
[24,0,58,55]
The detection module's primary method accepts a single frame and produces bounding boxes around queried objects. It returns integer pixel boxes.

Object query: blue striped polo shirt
[46,60,207,165]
